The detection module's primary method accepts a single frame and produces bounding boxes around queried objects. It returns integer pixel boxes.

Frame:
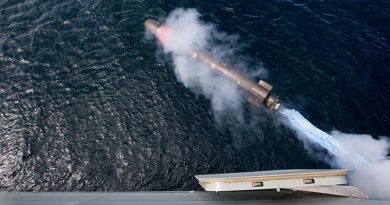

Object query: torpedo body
[145,19,280,110]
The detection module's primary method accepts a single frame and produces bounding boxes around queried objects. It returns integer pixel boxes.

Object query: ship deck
[1,190,388,205]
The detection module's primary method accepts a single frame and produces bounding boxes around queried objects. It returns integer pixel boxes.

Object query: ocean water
[0,0,389,191]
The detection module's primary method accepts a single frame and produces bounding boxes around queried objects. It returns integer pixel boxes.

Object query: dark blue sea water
[0,0,389,191]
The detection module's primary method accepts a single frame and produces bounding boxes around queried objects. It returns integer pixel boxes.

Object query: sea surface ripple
[0,0,389,191]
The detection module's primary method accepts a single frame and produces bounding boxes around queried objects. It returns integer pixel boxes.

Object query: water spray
[279,108,368,166]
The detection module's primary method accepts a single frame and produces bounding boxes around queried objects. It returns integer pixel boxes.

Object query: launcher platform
[196,169,366,198]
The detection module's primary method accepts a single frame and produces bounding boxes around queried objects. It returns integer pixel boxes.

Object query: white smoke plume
[281,109,390,200]
[332,131,390,200]
[156,9,265,114]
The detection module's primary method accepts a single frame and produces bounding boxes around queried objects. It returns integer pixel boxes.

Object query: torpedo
[145,19,280,110]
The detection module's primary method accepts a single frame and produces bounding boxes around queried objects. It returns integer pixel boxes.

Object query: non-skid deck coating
[1,191,389,205]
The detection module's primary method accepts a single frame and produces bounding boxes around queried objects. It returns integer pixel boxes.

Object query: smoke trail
[154,9,266,114]
[280,108,390,200]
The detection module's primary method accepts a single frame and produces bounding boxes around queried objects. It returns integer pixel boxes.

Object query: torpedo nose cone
[145,19,172,44]
[144,19,161,35]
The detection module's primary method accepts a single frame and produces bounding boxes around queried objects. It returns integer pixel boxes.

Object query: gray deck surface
[0,191,388,205]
